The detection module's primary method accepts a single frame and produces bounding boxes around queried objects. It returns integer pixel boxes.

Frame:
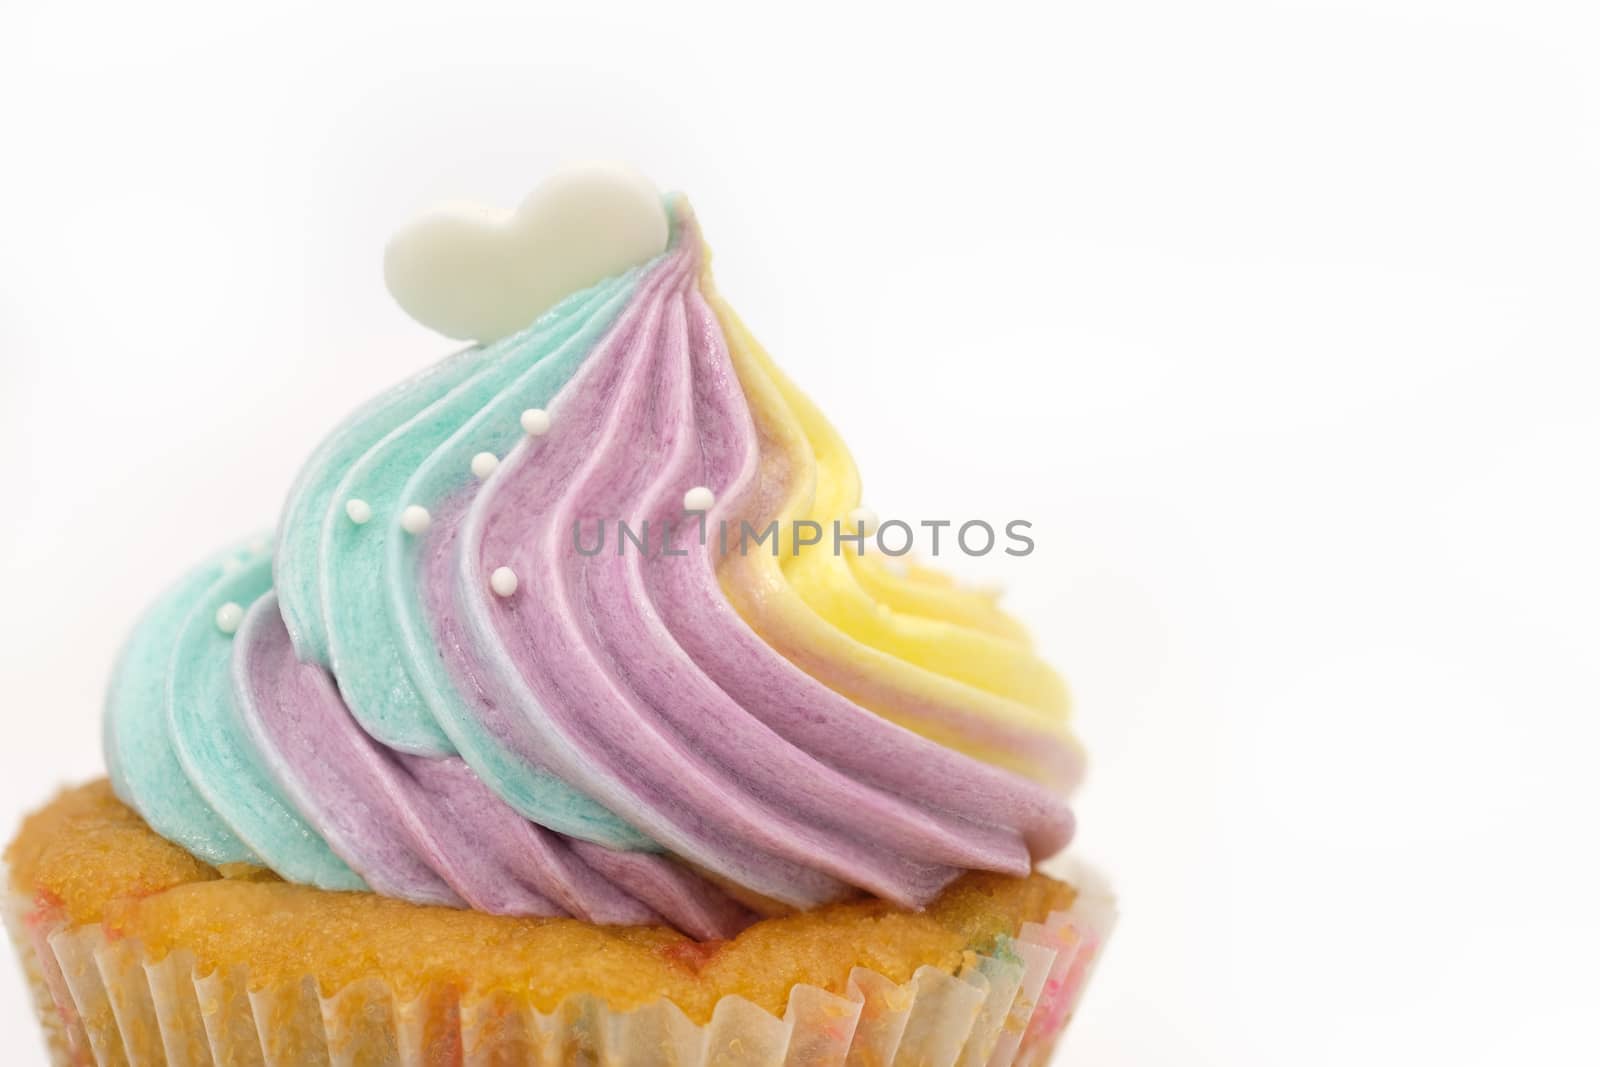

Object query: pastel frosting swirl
[104,200,1083,937]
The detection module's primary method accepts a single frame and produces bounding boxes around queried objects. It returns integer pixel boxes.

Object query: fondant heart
[383,162,669,343]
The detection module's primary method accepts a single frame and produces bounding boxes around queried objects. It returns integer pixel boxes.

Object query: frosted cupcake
[5,163,1113,1066]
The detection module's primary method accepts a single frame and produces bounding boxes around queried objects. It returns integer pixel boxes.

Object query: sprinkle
[490,566,519,597]
[520,408,552,436]
[683,486,715,512]
[471,452,500,480]
[400,505,432,534]
[345,498,373,525]
[848,506,879,535]
[215,602,244,635]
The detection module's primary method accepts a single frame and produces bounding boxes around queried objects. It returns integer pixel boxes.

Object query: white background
[3,1,1598,1063]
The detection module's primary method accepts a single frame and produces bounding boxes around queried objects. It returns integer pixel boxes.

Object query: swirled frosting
[104,200,1083,937]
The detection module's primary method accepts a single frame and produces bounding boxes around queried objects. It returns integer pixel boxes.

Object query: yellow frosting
[703,264,1079,786]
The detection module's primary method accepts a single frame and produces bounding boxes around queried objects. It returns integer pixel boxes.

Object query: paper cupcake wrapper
[4,864,1114,1067]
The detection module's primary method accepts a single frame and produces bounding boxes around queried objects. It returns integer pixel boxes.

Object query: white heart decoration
[383,162,670,343]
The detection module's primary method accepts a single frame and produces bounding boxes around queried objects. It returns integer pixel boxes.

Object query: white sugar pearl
[520,408,551,436]
[490,566,519,597]
[848,506,879,534]
[683,486,715,512]
[215,602,245,635]
[471,452,500,480]
[345,498,373,525]
[400,505,432,534]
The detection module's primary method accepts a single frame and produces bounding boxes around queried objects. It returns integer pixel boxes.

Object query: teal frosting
[166,553,365,889]
[383,278,655,848]
[104,540,262,867]
[271,264,657,848]
[320,276,636,756]
[105,540,365,889]
[275,345,492,670]
[106,265,659,878]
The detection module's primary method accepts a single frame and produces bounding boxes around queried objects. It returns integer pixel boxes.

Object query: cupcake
[5,162,1114,1066]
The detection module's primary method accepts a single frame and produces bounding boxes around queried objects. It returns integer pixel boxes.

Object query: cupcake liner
[4,870,1114,1067]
